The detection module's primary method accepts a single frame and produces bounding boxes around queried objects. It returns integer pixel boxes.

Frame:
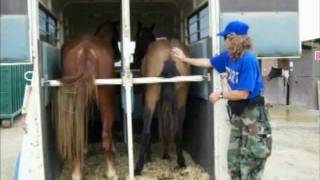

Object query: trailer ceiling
[55,0,201,41]
[54,0,191,10]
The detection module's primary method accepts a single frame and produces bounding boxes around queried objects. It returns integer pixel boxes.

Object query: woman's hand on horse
[171,47,187,62]
[209,91,221,104]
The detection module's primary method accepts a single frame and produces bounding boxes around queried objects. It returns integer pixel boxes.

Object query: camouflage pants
[228,105,272,180]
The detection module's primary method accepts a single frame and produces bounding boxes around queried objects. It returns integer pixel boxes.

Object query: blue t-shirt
[210,51,264,99]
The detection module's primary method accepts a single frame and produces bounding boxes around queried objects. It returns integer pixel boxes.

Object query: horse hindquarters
[53,60,97,179]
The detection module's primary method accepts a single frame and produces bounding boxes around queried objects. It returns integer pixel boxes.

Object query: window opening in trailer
[39,5,57,45]
[187,3,209,43]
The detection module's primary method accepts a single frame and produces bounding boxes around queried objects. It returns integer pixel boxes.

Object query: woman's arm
[222,90,249,100]
[171,48,212,68]
[209,90,249,103]
[182,57,212,68]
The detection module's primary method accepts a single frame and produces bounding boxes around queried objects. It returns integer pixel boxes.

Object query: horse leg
[175,106,186,168]
[145,113,153,162]
[98,87,118,180]
[175,89,188,168]
[135,85,160,175]
[72,160,82,180]
[159,112,170,160]
[134,106,155,175]
[145,140,152,162]
[112,141,117,153]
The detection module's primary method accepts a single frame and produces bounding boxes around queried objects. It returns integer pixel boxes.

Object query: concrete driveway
[264,105,320,180]
[1,116,25,180]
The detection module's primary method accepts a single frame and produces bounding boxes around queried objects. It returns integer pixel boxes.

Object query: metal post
[58,12,64,48]
[19,0,46,179]
[209,0,220,54]
[28,0,33,62]
[121,0,135,179]
[121,0,132,71]
[179,10,185,42]
[123,73,134,179]
[209,0,229,180]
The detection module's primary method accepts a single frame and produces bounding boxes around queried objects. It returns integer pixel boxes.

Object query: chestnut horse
[133,23,191,175]
[52,21,119,180]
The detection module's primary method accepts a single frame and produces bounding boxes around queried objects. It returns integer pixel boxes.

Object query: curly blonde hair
[225,33,253,60]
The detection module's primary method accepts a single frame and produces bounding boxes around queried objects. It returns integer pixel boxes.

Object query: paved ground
[264,105,320,180]
[0,105,319,180]
[0,116,25,180]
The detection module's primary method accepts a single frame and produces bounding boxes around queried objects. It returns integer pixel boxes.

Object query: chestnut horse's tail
[52,58,97,165]
[158,59,180,144]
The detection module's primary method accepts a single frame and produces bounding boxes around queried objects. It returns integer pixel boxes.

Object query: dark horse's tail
[158,59,180,145]
[52,52,97,166]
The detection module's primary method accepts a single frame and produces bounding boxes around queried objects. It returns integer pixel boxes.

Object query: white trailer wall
[299,0,320,41]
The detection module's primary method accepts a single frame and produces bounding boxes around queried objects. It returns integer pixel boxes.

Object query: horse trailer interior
[16,0,300,179]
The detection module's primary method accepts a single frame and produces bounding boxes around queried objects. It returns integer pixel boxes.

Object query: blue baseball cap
[217,21,249,37]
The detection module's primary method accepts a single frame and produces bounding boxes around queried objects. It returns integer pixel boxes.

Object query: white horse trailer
[17,0,300,180]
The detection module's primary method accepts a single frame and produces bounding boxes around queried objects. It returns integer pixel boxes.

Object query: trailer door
[209,0,301,179]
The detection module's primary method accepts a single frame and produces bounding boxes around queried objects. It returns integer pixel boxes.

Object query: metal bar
[44,79,122,86]
[258,56,301,59]
[209,0,225,180]
[133,75,209,84]
[43,75,209,87]
[58,12,64,48]
[121,0,134,179]
[0,62,33,66]
[28,0,33,63]
[121,0,131,71]
[123,74,134,180]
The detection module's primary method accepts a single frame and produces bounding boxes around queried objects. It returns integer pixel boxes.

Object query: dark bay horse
[133,23,191,175]
[52,21,119,180]
[132,22,155,69]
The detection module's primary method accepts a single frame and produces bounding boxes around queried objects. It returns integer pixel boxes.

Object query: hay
[58,143,210,180]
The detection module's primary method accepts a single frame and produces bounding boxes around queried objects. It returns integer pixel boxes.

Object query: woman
[171,21,272,180]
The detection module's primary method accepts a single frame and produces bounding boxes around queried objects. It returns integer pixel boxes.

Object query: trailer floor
[0,115,25,180]
[58,142,210,180]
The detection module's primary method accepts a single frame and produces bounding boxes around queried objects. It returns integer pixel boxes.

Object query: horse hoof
[145,154,152,163]
[175,164,186,170]
[134,168,142,176]
[108,174,118,180]
[107,171,118,180]
[174,165,186,170]
[145,157,152,163]
[162,153,170,160]
[71,173,82,180]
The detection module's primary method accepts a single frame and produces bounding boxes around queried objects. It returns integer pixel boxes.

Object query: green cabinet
[0,64,33,126]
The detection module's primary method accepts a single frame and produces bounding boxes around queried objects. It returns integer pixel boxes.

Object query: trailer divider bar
[42,74,210,87]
